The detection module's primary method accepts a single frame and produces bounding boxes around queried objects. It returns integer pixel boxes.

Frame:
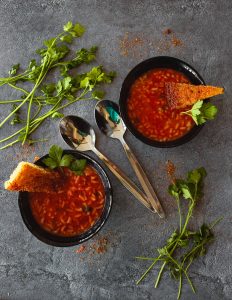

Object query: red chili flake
[163,28,172,35]
[172,37,182,47]
[75,245,86,253]
[119,32,144,57]
[166,160,176,184]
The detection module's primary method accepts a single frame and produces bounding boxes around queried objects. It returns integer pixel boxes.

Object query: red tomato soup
[127,68,194,142]
[29,166,105,237]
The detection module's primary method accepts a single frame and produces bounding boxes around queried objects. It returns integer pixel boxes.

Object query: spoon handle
[92,147,156,214]
[120,138,165,218]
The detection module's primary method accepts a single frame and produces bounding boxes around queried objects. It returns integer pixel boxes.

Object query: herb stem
[177,273,182,300]
[154,261,166,288]
[0,99,24,104]
[136,258,160,285]
[8,83,29,95]
[176,196,182,232]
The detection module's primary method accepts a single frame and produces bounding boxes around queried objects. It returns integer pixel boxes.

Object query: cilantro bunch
[0,21,116,150]
[182,100,218,125]
[136,167,221,299]
[43,145,87,175]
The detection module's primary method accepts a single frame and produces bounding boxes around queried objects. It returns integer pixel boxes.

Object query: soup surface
[29,166,105,237]
[127,68,194,141]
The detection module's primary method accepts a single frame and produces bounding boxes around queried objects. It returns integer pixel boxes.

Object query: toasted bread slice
[165,83,224,109]
[5,162,64,193]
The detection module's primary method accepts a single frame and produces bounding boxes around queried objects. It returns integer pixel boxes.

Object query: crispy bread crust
[4,162,64,193]
[165,83,224,109]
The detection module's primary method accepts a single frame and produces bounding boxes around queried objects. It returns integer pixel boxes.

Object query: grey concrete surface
[0,0,231,299]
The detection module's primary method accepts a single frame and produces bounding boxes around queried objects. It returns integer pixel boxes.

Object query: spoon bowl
[60,115,95,152]
[95,100,126,140]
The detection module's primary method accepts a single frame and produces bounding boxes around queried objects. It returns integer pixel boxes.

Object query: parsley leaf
[9,64,20,76]
[47,145,63,166]
[182,101,218,125]
[63,21,85,37]
[60,34,73,44]
[60,154,74,167]
[63,21,73,32]
[70,159,87,175]
[136,166,220,299]
[0,21,115,150]
[43,145,87,175]
[92,90,105,100]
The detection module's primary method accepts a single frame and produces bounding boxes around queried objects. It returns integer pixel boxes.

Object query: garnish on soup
[4,162,64,193]
[4,145,87,193]
[127,68,194,142]
[165,83,223,109]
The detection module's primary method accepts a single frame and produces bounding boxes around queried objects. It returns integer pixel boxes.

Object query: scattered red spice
[119,32,145,58]
[157,28,184,52]
[171,37,182,47]
[75,245,86,253]
[75,231,120,258]
[119,29,183,58]
[166,160,176,184]
[163,28,172,35]
[92,237,108,254]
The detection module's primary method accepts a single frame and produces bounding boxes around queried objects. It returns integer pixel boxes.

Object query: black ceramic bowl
[18,150,112,247]
[119,56,205,147]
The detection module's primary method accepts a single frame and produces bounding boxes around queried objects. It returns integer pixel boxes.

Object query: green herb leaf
[60,154,74,167]
[43,145,87,175]
[0,21,115,150]
[60,34,73,43]
[182,101,218,125]
[43,157,59,169]
[9,64,20,76]
[49,145,63,164]
[92,90,105,99]
[44,38,56,48]
[70,23,85,37]
[41,83,56,97]
[70,159,87,175]
[63,21,73,32]
[136,166,219,299]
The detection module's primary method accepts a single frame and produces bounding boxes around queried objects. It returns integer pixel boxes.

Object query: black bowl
[119,56,205,147]
[18,150,112,247]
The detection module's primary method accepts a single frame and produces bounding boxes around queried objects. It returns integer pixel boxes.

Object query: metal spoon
[59,115,156,214]
[95,100,165,218]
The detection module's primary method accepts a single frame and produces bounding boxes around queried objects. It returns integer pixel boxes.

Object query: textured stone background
[0,0,231,299]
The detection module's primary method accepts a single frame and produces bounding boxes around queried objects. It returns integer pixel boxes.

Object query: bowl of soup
[119,56,205,147]
[18,150,112,247]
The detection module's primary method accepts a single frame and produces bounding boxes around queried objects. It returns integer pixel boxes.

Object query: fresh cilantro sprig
[43,145,87,175]
[0,21,116,150]
[136,167,222,299]
[182,100,218,125]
